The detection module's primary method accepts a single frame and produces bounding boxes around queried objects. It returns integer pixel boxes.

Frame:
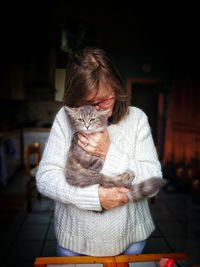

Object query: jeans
[56,240,146,256]
[122,240,146,254]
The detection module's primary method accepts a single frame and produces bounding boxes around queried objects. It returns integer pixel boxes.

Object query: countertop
[0,127,50,138]
[0,129,21,138]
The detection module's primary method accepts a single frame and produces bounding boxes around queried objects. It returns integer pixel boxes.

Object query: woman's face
[85,84,115,118]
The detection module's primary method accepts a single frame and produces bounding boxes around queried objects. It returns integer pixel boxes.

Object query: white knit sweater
[36,106,163,256]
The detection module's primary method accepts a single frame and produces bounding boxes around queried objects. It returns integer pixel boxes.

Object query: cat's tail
[127,177,166,202]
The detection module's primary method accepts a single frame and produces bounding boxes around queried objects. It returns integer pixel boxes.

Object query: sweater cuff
[101,143,130,176]
[75,184,102,211]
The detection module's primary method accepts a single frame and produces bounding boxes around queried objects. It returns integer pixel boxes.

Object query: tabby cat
[64,105,166,202]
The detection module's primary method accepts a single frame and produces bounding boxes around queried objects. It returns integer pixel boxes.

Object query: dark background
[0,1,199,77]
[0,2,200,266]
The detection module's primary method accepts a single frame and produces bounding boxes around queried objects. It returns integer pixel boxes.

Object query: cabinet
[0,65,25,100]
[25,49,56,101]
[0,49,59,101]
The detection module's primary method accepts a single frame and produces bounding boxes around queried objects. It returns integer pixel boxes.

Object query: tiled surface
[0,171,200,267]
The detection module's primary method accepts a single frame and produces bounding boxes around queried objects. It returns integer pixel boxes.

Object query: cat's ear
[64,106,77,117]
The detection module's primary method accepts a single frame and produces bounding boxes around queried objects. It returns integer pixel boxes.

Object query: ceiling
[0,2,174,50]
[0,1,199,76]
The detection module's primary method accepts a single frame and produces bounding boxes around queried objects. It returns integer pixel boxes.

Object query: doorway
[127,77,168,160]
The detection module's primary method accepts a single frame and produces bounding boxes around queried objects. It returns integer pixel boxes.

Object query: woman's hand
[77,130,110,160]
[98,186,130,210]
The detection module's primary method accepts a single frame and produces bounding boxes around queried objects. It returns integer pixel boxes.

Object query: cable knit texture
[36,106,163,256]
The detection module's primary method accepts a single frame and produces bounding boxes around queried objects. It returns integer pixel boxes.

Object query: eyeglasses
[91,96,116,109]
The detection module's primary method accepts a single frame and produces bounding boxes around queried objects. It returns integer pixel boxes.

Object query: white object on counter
[0,130,21,186]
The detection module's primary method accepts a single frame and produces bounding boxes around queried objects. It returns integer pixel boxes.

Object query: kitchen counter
[0,129,22,139]
[23,127,50,133]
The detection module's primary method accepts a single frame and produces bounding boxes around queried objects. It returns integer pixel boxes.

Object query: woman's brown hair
[63,47,130,123]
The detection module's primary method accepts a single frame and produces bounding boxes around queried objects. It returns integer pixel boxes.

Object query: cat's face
[65,105,108,133]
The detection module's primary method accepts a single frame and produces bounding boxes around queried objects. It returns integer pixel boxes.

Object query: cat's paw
[120,170,135,188]
[124,170,134,181]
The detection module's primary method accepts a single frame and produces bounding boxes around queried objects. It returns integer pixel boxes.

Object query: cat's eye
[90,118,95,122]
[78,118,84,122]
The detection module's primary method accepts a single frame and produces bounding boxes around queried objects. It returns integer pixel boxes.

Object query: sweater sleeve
[36,108,102,211]
[101,109,162,185]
